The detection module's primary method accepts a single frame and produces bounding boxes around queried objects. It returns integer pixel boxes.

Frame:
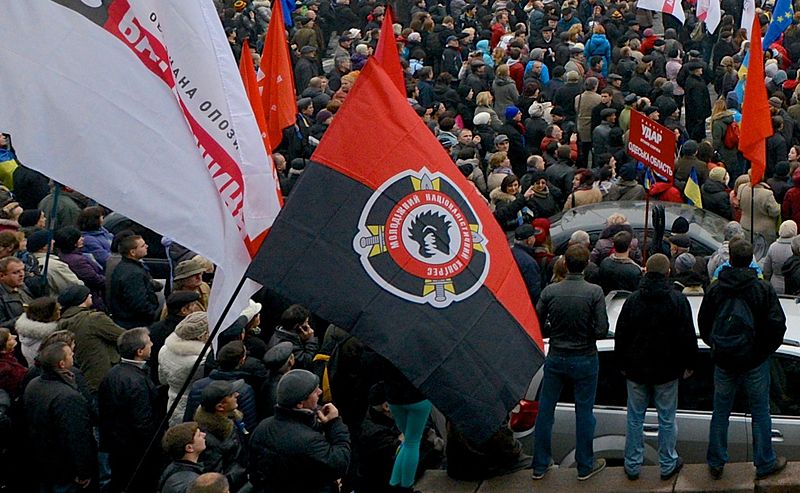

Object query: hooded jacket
[614,273,697,384]
[16,314,58,366]
[698,267,786,372]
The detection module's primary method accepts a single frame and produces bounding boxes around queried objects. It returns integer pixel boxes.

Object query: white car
[512,291,800,467]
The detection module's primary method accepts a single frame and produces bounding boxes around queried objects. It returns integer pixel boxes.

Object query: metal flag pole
[123,273,250,493]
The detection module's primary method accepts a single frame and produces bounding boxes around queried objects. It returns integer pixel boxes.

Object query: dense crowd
[3,0,800,491]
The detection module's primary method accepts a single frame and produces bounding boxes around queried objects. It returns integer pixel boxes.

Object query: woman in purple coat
[77,206,114,271]
[54,226,107,312]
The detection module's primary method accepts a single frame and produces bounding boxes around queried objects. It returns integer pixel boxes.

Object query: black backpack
[710,297,755,367]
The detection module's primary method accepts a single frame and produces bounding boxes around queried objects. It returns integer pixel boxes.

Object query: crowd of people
[3,0,800,491]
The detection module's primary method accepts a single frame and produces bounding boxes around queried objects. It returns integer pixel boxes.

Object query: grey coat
[761,237,795,294]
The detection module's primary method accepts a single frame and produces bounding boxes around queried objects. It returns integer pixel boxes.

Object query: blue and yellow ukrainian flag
[684,167,702,208]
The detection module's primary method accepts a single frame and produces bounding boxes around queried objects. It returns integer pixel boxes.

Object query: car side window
[770,353,800,416]
[595,350,627,407]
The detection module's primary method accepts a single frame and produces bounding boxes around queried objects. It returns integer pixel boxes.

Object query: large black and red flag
[246,60,544,441]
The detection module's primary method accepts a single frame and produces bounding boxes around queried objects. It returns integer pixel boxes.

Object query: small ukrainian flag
[684,167,703,208]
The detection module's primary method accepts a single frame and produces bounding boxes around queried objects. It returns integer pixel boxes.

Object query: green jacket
[59,306,125,391]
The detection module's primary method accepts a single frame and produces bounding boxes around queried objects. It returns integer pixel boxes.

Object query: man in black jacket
[511,224,542,305]
[615,254,697,481]
[109,234,160,329]
[698,239,787,481]
[160,422,207,493]
[532,244,608,481]
[24,341,96,492]
[248,369,351,493]
[98,328,164,492]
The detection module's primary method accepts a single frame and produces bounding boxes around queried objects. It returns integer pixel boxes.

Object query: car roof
[605,290,800,347]
[549,201,728,249]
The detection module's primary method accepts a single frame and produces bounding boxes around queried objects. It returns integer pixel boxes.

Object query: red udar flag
[258,0,297,149]
[741,16,773,184]
[373,5,406,96]
[246,60,544,441]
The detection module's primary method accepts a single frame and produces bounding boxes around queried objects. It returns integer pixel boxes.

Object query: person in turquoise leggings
[382,359,432,493]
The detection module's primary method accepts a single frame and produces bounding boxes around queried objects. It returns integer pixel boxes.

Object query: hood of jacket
[638,272,672,299]
[716,265,759,293]
[194,406,241,441]
[15,314,58,341]
[476,39,490,54]
[494,76,515,87]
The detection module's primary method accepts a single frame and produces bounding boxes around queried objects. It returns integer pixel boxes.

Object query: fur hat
[473,112,491,126]
[175,311,209,341]
[276,369,319,407]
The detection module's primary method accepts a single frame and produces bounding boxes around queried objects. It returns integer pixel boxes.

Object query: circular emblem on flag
[353,168,489,308]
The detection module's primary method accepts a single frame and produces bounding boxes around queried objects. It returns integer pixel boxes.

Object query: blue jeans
[624,379,679,476]
[532,353,599,477]
[707,360,777,476]
[389,400,433,487]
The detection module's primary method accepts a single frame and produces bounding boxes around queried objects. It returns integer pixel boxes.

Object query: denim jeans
[707,360,777,476]
[624,379,679,476]
[532,353,599,476]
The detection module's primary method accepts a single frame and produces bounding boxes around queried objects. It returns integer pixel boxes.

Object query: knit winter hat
[780,220,798,239]
[618,161,637,181]
[529,102,545,118]
[504,105,521,120]
[709,167,727,183]
[774,70,788,85]
[57,285,91,309]
[175,311,209,341]
[26,229,53,253]
[276,369,320,407]
[674,253,696,274]
[671,216,690,234]
[472,112,491,126]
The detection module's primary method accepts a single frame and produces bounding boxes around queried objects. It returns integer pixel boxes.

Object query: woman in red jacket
[0,328,26,399]
[782,169,800,225]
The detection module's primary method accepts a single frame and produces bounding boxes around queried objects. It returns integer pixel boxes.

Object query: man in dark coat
[248,369,351,493]
[598,231,642,294]
[267,304,319,370]
[683,62,712,141]
[160,422,207,493]
[0,257,30,328]
[184,341,259,431]
[24,341,96,492]
[109,234,160,329]
[98,328,164,492]
[356,384,403,493]
[614,253,697,481]
[498,106,530,177]
[698,239,788,480]
[294,45,321,95]
[553,71,583,122]
[511,224,543,305]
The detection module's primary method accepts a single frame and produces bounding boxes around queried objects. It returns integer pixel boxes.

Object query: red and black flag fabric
[246,60,544,441]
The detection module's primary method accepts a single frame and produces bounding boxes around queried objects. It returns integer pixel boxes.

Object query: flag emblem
[354,168,489,307]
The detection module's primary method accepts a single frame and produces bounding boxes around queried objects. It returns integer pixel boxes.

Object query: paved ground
[416,462,800,492]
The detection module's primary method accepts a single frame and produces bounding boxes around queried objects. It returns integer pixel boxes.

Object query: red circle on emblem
[384,190,473,280]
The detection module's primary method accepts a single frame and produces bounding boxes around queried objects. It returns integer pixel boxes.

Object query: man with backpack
[698,239,787,481]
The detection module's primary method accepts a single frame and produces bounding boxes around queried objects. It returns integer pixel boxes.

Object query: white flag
[742,0,756,35]
[636,0,686,24]
[0,0,282,332]
[697,0,722,34]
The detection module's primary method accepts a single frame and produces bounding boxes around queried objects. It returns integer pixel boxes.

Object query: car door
[751,351,800,461]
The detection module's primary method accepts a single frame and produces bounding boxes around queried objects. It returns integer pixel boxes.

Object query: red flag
[373,5,406,96]
[258,0,297,149]
[239,39,272,153]
[246,60,543,441]
[239,40,284,247]
[741,17,773,185]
